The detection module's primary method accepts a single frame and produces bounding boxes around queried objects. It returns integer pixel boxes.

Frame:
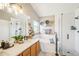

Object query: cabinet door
[31,43,37,56]
[18,53,23,56]
[36,41,40,55]
[23,48,31,56]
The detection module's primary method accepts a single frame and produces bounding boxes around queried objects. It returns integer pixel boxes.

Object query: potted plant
[12,35,24,44]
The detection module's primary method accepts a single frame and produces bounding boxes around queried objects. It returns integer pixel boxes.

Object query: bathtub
[37,34,56,53]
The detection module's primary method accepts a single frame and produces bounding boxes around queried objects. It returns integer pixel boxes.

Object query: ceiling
[31,3,79,17]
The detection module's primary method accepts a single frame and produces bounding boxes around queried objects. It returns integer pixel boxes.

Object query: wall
[0,20,9,40]
[40,15,55,32]
[0,10,12,41]
[0,10,12,20]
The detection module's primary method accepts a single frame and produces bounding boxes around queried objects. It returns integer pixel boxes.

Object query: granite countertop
[0,39,39,56]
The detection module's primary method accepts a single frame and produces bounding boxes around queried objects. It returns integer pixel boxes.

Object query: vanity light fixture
[0,3,23,15]
[11,4,23,14]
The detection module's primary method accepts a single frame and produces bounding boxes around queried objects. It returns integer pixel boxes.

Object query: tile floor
[38,51,56,56]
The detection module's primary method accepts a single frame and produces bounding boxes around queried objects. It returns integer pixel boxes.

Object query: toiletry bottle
[1,40,5,48]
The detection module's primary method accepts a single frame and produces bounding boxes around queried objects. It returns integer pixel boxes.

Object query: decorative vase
[15,40,24,44]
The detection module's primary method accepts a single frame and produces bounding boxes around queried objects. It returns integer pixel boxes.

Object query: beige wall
[40,16,55,32]
[40,15,55,31]
[0,10,12,20]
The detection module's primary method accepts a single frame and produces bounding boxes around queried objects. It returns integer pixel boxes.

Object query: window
[33,21,40,34]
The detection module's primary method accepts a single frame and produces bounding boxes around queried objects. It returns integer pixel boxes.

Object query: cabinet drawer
[31,43,37,56]
[23,48,31,56]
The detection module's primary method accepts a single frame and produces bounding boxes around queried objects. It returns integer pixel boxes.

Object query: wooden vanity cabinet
[30,43,37,56]
[18,41,40,56]
[30,41,40,56]
[23,48,31,56]
[18,48,31,56]
[36,41,40,55]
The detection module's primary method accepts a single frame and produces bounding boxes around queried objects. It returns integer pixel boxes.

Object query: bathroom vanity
[0,39,40,56]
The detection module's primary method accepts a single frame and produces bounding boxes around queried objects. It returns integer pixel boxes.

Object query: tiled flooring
[38,51,75,56]
[38,51,56,56]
